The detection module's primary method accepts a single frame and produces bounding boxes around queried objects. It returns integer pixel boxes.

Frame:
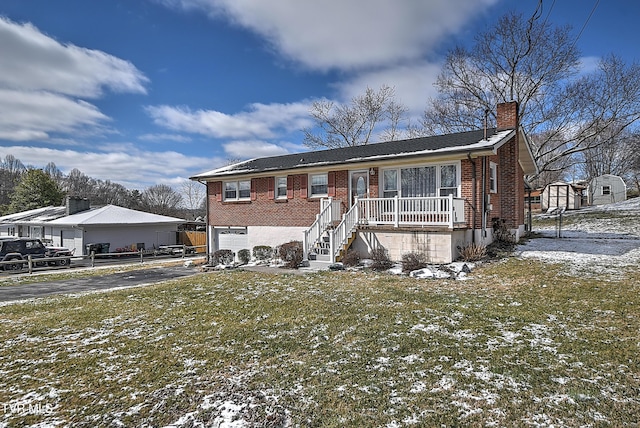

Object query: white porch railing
[358,195,465,228]
[330,200,360,261]
[304,196,466,263]
[303,198,341,258]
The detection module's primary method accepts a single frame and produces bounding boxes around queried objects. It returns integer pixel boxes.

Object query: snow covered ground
[516,197,640,277]
[0,198,638,427]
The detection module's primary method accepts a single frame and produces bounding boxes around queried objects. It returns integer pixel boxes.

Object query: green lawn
[1,258,638,427]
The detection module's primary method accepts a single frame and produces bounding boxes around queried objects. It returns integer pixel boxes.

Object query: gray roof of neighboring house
[191,127,534,180]
[0,206,67,224]
[48,205,185,226]
[0,205,184,226]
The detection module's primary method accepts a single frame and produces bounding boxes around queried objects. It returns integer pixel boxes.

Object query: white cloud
[0,145,222,190]
[160,0,498,71]
[138,133,193,143]
[578,56,601,75]
[222,140,290,158]
[0,16,148,97]
[0,16,149,144]
[145,101,312,139]
[334,61,443,117]
[0,89,109,141]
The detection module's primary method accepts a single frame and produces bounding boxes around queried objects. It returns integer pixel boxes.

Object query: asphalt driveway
[0,266,201,303]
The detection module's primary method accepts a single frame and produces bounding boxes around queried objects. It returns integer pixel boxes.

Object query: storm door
[350,170,369,206]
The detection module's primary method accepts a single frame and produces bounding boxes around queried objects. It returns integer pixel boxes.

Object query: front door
[350,170,369,206]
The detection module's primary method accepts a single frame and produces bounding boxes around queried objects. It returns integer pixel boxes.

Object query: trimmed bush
[342,249,361,267]
[237,249,251,265]
[402,251,427,272]
[253,245,273,261]
[370,247,393,271]
[212,249,234,266]
[278,241,303,269]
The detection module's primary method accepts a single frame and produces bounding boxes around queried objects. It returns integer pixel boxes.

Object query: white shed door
[216,228,248,255]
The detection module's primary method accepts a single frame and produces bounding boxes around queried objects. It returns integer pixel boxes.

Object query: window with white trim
[489,162,497,193]
[275,176,287,199]
[440,164,458,196]
[382,163,459,198]
[224,180,251,201]
[309,173,328,197]
[602,185,611,195]
[383,169,398,198]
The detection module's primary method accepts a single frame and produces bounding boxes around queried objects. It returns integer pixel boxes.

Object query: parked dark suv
[0,238,72,271]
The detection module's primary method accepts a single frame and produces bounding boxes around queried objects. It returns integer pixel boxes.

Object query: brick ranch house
[191,102,538,264]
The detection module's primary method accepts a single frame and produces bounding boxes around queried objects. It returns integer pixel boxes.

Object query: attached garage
[216,227,248,259]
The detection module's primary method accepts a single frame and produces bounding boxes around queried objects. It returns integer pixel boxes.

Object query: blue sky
[0,0,637,191]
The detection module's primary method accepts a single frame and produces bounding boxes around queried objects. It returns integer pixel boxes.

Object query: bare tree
[581,126,638,181]
[181,180,206,219]
[141,184,183,217]
[423,11,579,136]
[93,180,132,206]
[64,168,97,198]
[420,10,640,181]
[303,85,407,149]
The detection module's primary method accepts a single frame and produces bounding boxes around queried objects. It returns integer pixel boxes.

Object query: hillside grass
[1,258,639,427]
[532,208,640,231]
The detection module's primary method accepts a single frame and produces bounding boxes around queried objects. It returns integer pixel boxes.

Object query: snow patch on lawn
[517,199,640,276]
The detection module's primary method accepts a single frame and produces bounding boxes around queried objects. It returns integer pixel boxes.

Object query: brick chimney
[495,100,524,232]
[66,196,90,215]
[496,101,518,130]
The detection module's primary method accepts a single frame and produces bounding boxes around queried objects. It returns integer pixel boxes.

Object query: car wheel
[5,258,23,271]
[58,257,69,266]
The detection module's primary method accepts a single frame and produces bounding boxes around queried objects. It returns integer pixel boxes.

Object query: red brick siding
[460,159,477,228]
[207,170,352,227]
[497,135,524,228]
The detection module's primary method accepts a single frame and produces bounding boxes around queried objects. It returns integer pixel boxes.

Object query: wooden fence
[179,231,207,253]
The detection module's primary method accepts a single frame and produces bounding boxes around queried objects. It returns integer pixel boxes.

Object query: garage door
[216,228,248,257]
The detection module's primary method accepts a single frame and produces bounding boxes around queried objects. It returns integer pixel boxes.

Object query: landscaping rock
[328,263,344,271]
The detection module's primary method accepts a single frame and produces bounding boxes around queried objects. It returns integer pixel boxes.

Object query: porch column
[394,195,400,228]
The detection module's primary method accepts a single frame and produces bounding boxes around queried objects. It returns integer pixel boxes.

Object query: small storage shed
[588,174,627,206]
[541,181,583,211]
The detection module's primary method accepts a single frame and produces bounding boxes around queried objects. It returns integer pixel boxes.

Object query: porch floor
[357,224,469,232]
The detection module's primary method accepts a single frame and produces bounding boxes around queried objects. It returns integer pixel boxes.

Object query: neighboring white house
[541,181,584,211]
[0,197,185,254]
[588,174,627,206]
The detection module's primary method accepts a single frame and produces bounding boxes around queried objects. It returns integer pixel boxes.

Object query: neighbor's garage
[215,228,248,258]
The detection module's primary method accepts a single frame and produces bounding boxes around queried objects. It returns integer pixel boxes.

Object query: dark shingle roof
[193,127,511,179]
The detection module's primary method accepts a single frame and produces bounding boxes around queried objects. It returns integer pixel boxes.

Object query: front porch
[304,196,467,263]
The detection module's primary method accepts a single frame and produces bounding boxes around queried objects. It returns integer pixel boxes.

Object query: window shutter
[215,181,222,202]
[287,175,294,199]
[300,174,308,199]
[251,179,257,200]
[328,171,336,197]
[268,177,275,199]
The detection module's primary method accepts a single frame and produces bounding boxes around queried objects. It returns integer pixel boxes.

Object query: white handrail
[303,198,340,258]
[330,199,360,262]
